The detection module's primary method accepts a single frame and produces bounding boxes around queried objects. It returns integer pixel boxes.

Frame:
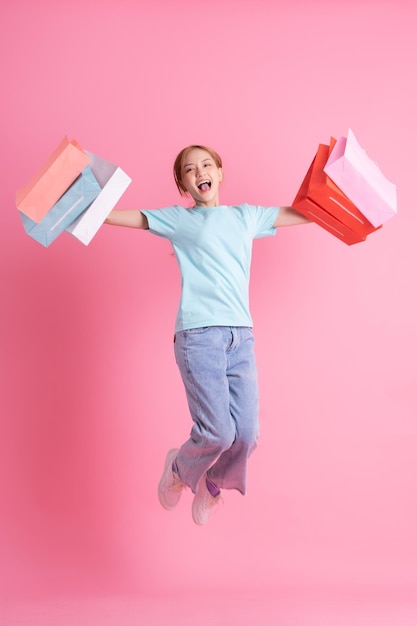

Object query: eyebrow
[183,158,212,167]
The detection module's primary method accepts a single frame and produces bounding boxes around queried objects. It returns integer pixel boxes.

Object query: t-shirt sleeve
[140,205,182,239]
[246,204,280,239]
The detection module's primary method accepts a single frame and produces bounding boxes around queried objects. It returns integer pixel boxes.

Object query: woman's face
[180,147,223,208]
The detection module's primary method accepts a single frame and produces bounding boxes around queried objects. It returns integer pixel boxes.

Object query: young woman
[105,145,310,525]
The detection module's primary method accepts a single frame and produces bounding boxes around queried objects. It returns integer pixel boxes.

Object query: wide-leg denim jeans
[174,326,259,495]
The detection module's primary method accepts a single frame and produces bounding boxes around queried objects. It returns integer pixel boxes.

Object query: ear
[218,167,223,183]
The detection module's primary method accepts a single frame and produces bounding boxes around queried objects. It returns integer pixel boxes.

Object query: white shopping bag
[66,151,132,245]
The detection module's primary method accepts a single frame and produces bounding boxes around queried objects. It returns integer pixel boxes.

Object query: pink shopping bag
[323,129,397,227]
[16,137,90,223]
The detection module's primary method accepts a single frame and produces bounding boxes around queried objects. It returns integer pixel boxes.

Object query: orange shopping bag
[16,136,90,223]
[293,140,380,245]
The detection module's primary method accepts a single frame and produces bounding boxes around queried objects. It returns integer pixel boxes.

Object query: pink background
[1,0,416,623]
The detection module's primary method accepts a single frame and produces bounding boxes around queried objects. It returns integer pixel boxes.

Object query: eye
[204,162,212,167]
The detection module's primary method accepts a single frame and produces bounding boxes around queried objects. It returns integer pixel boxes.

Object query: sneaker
[158,448,186,510]
[192,475,222,526]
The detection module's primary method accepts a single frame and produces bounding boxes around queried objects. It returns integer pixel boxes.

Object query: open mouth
[197,181,211,191]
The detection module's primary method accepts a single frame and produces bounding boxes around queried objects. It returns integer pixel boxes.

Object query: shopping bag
[293,141,380,245]
[66,151,132,245]
[323,129,397,227]
[16,137,90,222]
[19,167,101,247]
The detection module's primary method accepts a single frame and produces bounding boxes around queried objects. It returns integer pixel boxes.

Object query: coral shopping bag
[323,129,397,227]
[293,141,380,245]
[66,151,131,245]
[19,167,101,247]
[16,137,90,222]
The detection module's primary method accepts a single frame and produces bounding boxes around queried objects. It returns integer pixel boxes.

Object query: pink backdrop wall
[1,0,416,604]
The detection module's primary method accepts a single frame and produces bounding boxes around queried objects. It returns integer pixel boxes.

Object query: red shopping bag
[16,136,90,222]
[293,140,380,245]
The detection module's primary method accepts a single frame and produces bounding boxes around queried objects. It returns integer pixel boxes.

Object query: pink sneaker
[192,475,222,525]
[158,449,186,510]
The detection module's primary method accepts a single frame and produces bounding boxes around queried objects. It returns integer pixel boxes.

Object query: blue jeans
[174,326,259,495]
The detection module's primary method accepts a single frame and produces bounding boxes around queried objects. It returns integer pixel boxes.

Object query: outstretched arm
[274,206,311,227]
[105,209,149,229]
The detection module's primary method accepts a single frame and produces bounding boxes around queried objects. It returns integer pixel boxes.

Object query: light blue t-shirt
[141,203,280,332]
